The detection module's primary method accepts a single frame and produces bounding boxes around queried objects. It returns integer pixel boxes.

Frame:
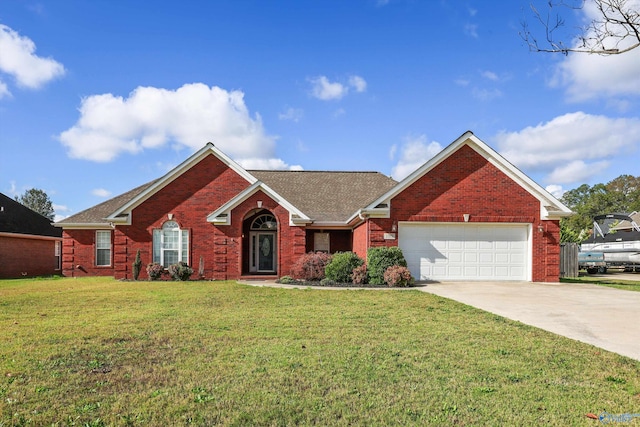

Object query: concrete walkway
[420,281,640,361]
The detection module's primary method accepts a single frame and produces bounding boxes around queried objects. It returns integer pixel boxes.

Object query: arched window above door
[250,214,277,230]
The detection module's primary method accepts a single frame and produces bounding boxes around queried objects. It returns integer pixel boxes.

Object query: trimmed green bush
[290,252,332,281]
[325,252,364,283]
[367,246,408,285]
[277,275,297,284]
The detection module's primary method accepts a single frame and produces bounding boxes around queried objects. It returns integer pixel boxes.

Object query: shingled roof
[56,180,159,225]
[0,193,62,238]
[56,170,397,226]
[251,170,397,223]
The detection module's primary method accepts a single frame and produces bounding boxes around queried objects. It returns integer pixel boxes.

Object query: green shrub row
[287,247,413,287]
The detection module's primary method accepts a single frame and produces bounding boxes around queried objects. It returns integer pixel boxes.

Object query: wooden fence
[559,243,579,278]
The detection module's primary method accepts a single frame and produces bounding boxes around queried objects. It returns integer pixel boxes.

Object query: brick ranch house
[55,131,572,282]
[0,192,63,279]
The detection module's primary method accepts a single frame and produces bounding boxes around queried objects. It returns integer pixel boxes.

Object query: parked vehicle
[580,213,640,273]
[578,251,607,274]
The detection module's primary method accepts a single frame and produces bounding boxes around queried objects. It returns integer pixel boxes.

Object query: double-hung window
[54,240,62,270]
[153,221,189,267]
[96,230,112,266]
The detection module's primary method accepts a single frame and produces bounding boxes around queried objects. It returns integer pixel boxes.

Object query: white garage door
[398,223,529,281]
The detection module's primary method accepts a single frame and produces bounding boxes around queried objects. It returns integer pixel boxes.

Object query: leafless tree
[520,0,640,55]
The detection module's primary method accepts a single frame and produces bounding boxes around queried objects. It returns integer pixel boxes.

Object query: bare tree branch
[520,0,640,55]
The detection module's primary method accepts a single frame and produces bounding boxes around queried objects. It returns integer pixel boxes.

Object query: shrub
[320,278,337,287]
[277,275,298,284]
[168,262,194,281]
[325,252,364,283]
[383,265,414,287]
[367,246,408,285]
[351,264,368,285]
[146,262,164,281]
[132,249,142,281]
[290,252,332,281]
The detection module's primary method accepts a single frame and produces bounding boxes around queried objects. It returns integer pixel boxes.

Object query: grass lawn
[1,277,639,426]
[562,274,640,292]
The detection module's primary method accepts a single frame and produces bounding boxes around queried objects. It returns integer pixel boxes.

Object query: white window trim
[153,221,189,267]
[54,241,61,271]
[96,230,112,267]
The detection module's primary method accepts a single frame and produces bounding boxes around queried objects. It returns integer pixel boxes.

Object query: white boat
[580,213,640,268]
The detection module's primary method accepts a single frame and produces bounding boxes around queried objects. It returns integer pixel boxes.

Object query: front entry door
[250,232,277,273]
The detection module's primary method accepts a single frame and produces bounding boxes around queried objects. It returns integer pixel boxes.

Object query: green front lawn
[1,277,638,426]
[562,274,640,292]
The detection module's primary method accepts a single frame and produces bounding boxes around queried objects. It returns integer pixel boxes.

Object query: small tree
[15,188,55,221]
[132,249,142,280]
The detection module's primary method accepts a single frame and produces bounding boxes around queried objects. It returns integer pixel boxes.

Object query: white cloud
[332,108,346,118]
[238,158,303,171]
[278,107,303,122]
[545,184,566,199]
[52,204,70,222]
[472,87,502,101]
[494,112,640,184]
[464,23,478,38]
[91,188,112,198]
[309,76,347,100]
[388,144,397,160]
[348,75,367,92]
[308,75,367,100]
[0,80,10,98]
[547,160,610,184]
[390,135,443,181]
[0,24,65,90]
[481,70,498,81]
[550,3,640,102]
[58,83,286,166]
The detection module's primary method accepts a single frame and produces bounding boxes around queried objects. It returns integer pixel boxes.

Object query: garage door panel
[399,223,529,281]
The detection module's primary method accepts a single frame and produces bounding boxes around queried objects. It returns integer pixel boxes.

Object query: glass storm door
[251,232,277,273]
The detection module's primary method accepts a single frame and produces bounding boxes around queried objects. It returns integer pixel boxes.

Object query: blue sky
[1,0,640,220]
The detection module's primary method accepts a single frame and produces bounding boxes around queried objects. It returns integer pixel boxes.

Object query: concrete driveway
[420,281,640,361]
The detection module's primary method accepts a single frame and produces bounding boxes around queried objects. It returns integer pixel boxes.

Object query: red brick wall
[352,222,368,261]
[370,145,560,282]
[0,235,60,278]
[114,155,252,280]
[62,230,114,277]
[62,155,308,280]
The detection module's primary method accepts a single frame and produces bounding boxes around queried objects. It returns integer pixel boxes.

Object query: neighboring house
[55,131,572,282]
[0,192,63,279]
[608,211,640,233]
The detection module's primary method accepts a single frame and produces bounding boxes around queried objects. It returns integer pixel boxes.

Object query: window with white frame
[153,221,189,267]
[96,230,112,266]
[55,240,61,270]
